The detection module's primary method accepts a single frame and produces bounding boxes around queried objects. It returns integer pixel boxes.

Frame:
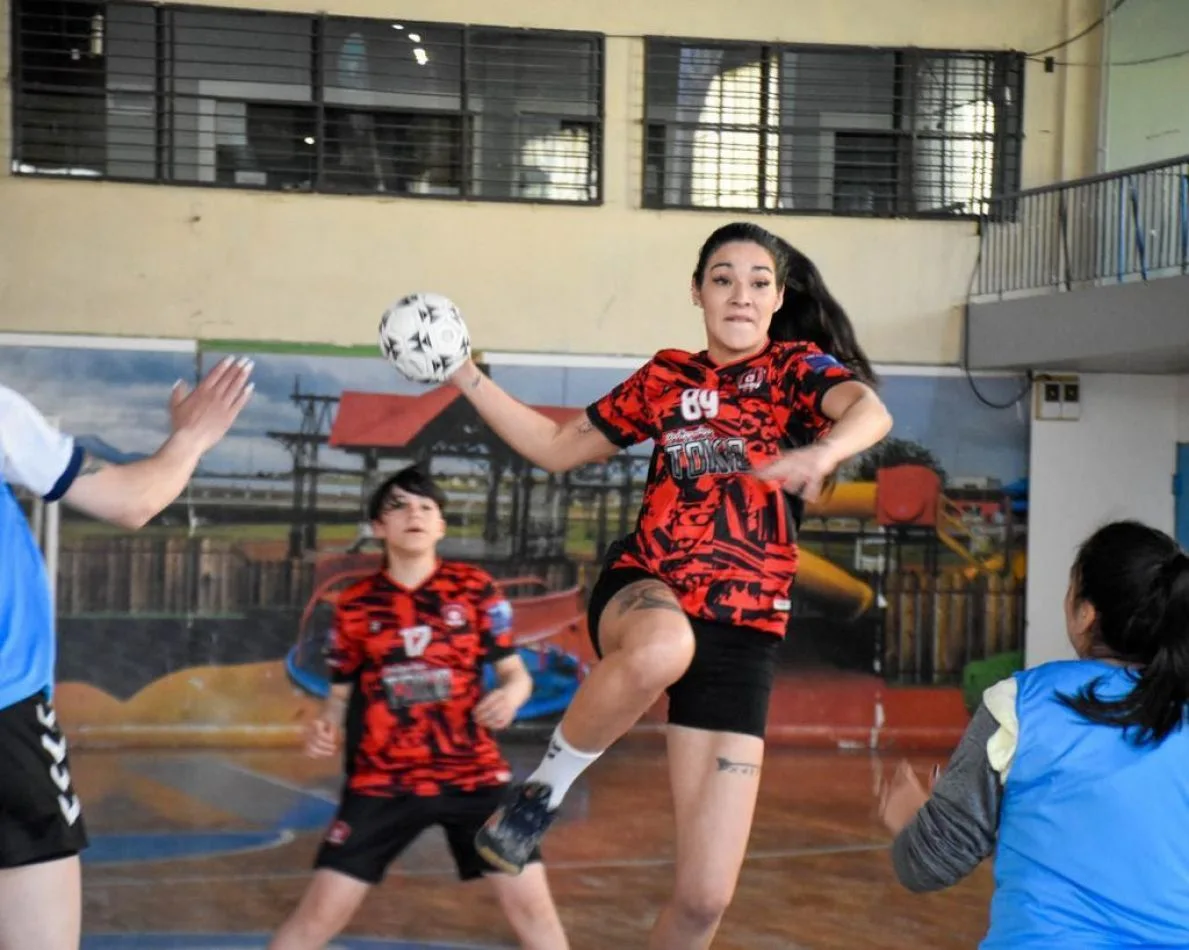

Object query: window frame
[639,35,1026,220]
[9,0,606,207]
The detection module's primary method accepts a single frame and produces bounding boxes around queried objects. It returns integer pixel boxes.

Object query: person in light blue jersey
[0,356,253,950]
[880,519,1189,949]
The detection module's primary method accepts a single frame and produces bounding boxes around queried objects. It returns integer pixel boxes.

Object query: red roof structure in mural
[329,389,459,450]
[329,389,577,453]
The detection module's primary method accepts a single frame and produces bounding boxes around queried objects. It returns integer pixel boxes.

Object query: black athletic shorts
[586,566,779,740]
[314,785,543,884]
[0,691,88,869]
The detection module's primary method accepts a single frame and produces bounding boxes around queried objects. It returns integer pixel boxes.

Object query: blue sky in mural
[198,348,418,474]
[0,345,194,462]
[0,344,1028,485]
[877,373,1030,483]
[488,365,1031,484]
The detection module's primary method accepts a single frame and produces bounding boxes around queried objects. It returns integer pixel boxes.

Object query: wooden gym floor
[73,737,993,949]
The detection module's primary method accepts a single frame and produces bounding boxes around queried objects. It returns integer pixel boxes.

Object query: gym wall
[1026,374,1182,668]
[0,0,1104,363]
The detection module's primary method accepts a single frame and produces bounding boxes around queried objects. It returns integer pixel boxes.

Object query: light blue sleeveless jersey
[985,658,1189,948]
[0,385,82,710]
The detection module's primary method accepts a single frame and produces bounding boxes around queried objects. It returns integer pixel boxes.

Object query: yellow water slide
[796,482,879,619]
[803,480,1024,583]
[804,481,879,520]
[796,549,876,619]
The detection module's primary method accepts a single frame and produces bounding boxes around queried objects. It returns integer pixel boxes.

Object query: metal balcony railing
[972,154,1189,300]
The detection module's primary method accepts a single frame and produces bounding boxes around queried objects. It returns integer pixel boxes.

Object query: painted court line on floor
[214,758,340,804]
[83,829,299,867]
[84,841,890,889]
[81,934,508,950]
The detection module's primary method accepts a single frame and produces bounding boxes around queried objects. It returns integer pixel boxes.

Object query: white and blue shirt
[0,385,84,710]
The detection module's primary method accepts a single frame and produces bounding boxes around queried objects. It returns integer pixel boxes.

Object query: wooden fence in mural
[54,538,581,617]
[54,539,1023,684]
[883,570,1024,684]
[55,538,313,617]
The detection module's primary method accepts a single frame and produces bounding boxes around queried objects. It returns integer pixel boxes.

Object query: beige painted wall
[0,0,1104,360]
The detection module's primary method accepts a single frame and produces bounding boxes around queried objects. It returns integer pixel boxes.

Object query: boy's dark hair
[367,464,447,521]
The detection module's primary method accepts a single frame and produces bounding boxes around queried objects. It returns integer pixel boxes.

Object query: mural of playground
[1,338,1030,746]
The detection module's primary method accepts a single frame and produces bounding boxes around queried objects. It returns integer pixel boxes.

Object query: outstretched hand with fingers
[171,356,255,455]
[878,760,933,836]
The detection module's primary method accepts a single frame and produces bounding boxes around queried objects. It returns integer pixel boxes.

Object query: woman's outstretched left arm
[755,380,892,499]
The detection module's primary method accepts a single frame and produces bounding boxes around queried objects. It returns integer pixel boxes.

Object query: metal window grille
[643,39,1024,218]
[11,0,604,204]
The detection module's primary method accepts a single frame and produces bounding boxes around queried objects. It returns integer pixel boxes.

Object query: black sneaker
[474,781,558,875]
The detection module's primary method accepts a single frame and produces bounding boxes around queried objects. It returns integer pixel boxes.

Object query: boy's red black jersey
[325,561,516,797]
[586,340,855,637]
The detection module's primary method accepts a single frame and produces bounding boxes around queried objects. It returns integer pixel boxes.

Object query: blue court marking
[82,794,338,866]
[83,831,297,865]
[81,936,506,950]
[81,758,340,867]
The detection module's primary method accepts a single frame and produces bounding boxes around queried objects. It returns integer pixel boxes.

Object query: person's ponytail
[769,240,877,387]
[1058,528,1189,745]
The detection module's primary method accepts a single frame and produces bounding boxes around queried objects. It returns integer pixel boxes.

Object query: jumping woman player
[447,221,893,949]
[269,466,569,950]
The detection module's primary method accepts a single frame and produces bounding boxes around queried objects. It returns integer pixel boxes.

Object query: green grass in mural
[59,518,601,556]
[60,518,977,569]
[198,340,380,358]
[198,339,503,362]
[60,522,358,543]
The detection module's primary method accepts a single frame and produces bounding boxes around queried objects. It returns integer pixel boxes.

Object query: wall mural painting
[1,338,1029,739]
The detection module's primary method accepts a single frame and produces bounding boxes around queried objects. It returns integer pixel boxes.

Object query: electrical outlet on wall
[1034,374,1080,421]
[1037,380,1062,419]
[1060,380,1081,420]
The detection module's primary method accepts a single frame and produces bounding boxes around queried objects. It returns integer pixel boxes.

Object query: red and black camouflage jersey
[325,561,516,797]
[586,340,855,637]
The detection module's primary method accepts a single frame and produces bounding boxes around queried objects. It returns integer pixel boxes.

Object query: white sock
[526,726,603,809]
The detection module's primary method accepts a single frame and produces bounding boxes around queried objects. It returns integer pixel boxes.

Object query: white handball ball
[378,292,471,384]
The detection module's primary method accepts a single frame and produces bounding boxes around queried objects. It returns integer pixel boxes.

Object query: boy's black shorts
[315,785,543,884]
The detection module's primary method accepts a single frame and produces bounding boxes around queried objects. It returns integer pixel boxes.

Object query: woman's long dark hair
[1058,520,1189,745]
[690,223,876,386]
[770,237,877,386]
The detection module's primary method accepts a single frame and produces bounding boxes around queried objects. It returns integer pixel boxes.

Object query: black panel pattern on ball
[379,294,469,382]
[378,310,405,365]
